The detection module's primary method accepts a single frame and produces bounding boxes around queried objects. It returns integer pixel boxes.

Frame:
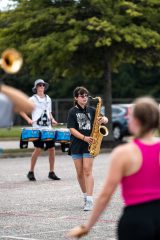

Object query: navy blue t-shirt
[67,106,95,154]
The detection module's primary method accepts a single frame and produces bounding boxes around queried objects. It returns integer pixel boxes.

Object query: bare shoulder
[112,143,133,156]
[111,143,135,164]
[110,142,142,177]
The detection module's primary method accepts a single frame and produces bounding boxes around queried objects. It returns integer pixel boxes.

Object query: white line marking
[1,229,70,239]
[19,229,69,236]
[0,237,40,240]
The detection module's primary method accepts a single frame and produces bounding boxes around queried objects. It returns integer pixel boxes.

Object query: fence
[14,98,74,125]
[14,98,160,126]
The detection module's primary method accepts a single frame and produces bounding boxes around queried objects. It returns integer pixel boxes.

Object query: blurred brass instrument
[0,49,34,113]
[89,96,109,157]
[0,48,23,74]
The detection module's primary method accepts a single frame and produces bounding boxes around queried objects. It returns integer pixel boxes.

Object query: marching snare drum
[55,128,71,142]
[21,128,40,141]
[40,129,56,141]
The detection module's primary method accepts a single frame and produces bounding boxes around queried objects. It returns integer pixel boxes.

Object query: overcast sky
[0,0,16,11]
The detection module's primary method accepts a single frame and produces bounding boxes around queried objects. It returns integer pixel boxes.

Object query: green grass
[0,127,22,139]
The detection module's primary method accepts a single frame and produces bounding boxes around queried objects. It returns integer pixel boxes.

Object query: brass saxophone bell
[99,125,109,136]
[0,48,23,74]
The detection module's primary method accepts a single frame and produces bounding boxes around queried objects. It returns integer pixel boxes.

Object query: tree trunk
[103,61,113,141]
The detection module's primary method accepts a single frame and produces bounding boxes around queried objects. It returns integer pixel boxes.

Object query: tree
[113,64,160,99]
[1,0,160,139]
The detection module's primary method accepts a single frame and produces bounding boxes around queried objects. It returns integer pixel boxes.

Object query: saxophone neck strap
[76,103,91,121]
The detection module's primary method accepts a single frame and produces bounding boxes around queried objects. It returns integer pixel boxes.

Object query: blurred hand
[27,119,33,125]
[67,225,88,239]
[51,119,58,125]
[98,116,108,125]
[84,136,93,144]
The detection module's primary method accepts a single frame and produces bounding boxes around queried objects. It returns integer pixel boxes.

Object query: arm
[85,147,126,230]
[19,111,33,125]
[70,128,93,144]
[49,113,58,125]
[67,146,127,238]
[1,85,34,113]
[49,98,58,125]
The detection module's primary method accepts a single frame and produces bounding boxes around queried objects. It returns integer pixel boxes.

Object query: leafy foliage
[0,0,160,101]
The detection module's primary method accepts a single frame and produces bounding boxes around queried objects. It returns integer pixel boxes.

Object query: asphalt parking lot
[0,152,123,240]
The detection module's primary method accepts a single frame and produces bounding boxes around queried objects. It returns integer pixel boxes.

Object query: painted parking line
[0,229,70,240]
[65,216,116,223]
[0,211,116,223]
[0,236,40,240]
[92,238,115,240]
[0,229,71,240]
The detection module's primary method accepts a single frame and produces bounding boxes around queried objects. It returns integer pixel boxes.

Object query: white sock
[83,192,87,199]
[87,196,93,202]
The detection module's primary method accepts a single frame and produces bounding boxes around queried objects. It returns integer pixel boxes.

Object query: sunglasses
[78,94,88,98]
[37,83,45,87]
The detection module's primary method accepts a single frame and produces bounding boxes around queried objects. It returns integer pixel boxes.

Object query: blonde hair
[132,97,160,137]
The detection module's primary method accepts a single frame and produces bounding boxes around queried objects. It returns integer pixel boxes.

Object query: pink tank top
[121,139,160,206]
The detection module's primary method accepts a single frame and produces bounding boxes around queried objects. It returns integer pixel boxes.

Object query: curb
[0,140,118,159]
[0,148,113,159]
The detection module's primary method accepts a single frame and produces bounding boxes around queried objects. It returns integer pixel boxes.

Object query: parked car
[101,104,131,141]
[112,104,131,141]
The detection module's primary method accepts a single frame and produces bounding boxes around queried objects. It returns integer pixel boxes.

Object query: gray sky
[0,0,16,11]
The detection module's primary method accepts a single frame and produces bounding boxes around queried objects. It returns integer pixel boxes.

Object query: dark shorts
[33,139,55,150]
[118,199,160,240]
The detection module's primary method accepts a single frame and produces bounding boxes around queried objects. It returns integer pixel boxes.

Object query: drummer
[20,79,60,181]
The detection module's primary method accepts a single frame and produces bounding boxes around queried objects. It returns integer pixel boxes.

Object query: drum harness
[20,95,51,150]
[33,94,51,127]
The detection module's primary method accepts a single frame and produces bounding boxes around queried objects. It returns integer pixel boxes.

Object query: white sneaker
[84,200,93,211]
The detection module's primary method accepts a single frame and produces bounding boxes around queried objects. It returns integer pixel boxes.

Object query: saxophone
[89,96,108,157]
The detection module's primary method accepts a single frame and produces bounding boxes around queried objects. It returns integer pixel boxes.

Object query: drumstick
[55,123,66,126]
[51,123,64,125]
[1,84,34,113]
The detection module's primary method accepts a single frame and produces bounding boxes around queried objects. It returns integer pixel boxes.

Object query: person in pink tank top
[67,96,160,240]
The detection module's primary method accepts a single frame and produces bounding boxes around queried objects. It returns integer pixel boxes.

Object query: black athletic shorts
[33,139,55,150]
[118,199,160,240]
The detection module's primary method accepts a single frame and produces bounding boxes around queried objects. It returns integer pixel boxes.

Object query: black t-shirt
[67,105,95,154]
